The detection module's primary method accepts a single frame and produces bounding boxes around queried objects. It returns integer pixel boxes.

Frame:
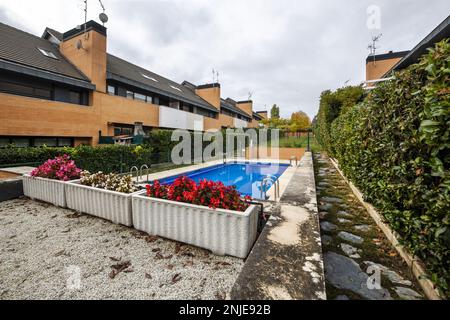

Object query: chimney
[59,21,107,93]
[236,100,253,117]
[195,83,221,110]
[256,111,268,120]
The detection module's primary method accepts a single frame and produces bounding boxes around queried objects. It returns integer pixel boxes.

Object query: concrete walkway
[230,152,326,300]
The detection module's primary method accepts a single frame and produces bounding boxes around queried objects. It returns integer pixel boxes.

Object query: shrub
[30,155,81,181]
[327,40,449,296]
[145,176,251,211]
[80,171,138,194]
[314,86,365,155]
[0,145,154,174]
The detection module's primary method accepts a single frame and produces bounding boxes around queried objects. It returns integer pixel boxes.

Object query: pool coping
[135,158,297,202]
[229,152,326,300]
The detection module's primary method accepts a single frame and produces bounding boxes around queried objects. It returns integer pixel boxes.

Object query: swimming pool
[153,162,290,200]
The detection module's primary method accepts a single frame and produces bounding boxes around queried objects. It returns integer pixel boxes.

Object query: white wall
[159,106,204,131]
[234,118,248,129]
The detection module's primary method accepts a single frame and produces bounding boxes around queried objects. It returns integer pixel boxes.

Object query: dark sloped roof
[252,112,263,120]
[384,15,450,76]
[0,22,90,82]
[106,54,218,113]
[220,98,251,119]
[42,27,63,42]
[365,50,409,63]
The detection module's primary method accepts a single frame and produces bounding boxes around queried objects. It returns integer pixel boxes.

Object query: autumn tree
[290,111,311,131]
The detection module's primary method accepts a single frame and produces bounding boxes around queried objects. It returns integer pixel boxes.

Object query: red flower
[145,176,249,212]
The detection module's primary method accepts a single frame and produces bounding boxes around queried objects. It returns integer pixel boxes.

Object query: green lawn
[273,135,322,152]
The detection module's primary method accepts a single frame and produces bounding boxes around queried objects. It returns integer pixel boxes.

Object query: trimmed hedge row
[314,86,364,154]
[317,40,449,296]
[1,128,277,173]
[0,145,153,174]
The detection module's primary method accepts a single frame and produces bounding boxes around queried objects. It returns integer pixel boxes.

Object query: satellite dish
[99,12,108,24]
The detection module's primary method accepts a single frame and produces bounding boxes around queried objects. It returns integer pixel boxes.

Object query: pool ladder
[260,174,280,200]
[130,164,150,182]
[290,156,298,167]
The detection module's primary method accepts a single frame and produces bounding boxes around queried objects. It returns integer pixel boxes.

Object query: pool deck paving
[230,152,327,300]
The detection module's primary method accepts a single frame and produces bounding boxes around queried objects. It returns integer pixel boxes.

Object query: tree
[290,111,311,131]
[270,104,280,119]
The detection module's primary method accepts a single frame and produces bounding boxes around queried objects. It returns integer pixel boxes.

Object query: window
[0,137,74,148]
[126,91,134,99]
[114,126,133,136]
[134,93,146,102]
[107,85,116,95]
[0,80,51,99]
[57,138,73,147]
[69,91,81,104]
[181,104,193,112]
[11,138,31,147]
[34,87,52,99]
[196,108,215,118]
[34,138,57,147]
[37,47,59,59]
[169,101,180,109]
[141,73,158,82]
[0,138,10,147]
[146,96,153,104]
[170,85,182,92]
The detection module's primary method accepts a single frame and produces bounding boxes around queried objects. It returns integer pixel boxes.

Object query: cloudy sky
[0,0,448,119]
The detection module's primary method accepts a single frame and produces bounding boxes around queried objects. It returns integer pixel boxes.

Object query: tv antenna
[368,34,382,64]
[77,0,108,48]
[211,68,219,85]
[248,91,253,100]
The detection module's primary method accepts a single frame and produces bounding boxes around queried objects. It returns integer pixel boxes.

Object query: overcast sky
[1,0,449,119]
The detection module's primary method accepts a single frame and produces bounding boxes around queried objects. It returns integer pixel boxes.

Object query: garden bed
[132,191,260,259]
[22,174,69,207]
[65,181,141,226]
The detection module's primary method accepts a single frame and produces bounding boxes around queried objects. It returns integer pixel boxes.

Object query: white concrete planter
[131,190,259,258]
[22,174,69,207]
[65,181,139,226]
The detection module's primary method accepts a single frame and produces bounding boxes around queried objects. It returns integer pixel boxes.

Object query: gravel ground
[0,198,243,300]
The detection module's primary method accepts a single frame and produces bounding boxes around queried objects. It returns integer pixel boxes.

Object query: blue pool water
[154,162,289,200]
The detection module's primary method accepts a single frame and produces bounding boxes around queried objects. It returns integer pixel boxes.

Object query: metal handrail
[139,164,150,182]
[130,166,139,182]
[264,174,280,197]
[261,176,279,200]
[290,156,298,167]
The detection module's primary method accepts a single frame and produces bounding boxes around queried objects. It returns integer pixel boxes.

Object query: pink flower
[30,155,81,181]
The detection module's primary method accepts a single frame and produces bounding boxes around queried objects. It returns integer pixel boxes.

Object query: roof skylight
[37,47,58,60]
[170,85,182,92]
[141,73,158,82]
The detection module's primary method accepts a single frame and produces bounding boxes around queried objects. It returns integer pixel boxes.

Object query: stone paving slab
[314,153,425,300]
[0,166,35,175]
[230,152,326,300]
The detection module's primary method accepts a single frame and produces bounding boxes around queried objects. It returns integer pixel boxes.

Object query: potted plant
[23,155,81,207]
[132,176,259,258]
[65,171,140,226]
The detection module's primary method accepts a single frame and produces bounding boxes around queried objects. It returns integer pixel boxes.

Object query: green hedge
[0,145,153,174]
[1,128,277,172]
[314,86,364,154]
[323,40,449,296]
